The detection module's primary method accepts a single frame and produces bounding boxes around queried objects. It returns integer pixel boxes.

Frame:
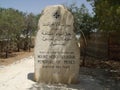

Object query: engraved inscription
[37,51,76,69]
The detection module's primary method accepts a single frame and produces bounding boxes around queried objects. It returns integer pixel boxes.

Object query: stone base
[34,72,79,84]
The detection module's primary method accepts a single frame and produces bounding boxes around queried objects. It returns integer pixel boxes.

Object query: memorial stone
[34,5,80,84]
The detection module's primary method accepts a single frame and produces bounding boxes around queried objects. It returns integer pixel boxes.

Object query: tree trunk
[23,41,28,51]
[80,30,87,66]
[28,44,31,52]
[18,48,20,52]
[17,43,20,52]
[5,46,8,58]
[28,36,32,52]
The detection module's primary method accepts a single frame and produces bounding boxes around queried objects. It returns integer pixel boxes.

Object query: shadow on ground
[28,73,35,82]
[28,67,120,90]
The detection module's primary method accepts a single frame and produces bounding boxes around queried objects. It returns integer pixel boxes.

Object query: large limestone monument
[34,5,80,84]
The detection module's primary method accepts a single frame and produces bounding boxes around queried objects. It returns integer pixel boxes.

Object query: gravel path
[0,56,119,90]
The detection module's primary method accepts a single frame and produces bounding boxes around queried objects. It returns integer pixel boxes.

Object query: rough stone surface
[34,5,80,84]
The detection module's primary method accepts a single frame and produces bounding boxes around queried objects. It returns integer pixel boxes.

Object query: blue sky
[0,0,93,15]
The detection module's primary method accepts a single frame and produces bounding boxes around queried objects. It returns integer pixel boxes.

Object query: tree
[66,3,96,66]
[0,8,15,57]
[87,0,120,32]
[12,9,25,52]
[0,8,25,57]
[22,13,37,51]
[67,3,95,37]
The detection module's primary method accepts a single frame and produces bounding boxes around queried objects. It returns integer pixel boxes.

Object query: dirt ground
[0,51,120,90]
[82,57,120,70]
[0,49,34,66]
[0,56,120,90]
[81,56,120,82]
[0,50,120,81]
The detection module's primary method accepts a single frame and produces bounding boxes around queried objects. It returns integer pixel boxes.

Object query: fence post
[108,32,110,60]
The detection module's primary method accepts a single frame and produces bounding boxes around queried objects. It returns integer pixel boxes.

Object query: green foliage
[0,8,25,39]
[67,3,95,37]
[0,7,39,57]
[22,13,37,51]
[0,8,26,54]
[22,13,37,36]
[87,0,120,32]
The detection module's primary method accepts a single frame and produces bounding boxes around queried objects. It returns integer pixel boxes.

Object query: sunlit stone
[34,5,80,84]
